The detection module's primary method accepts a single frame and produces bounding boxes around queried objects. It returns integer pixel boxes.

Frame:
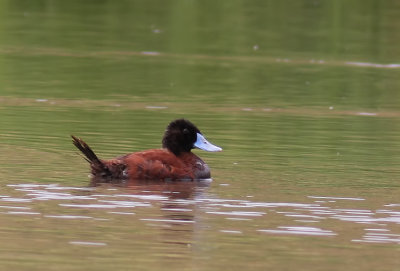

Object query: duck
[71,119,222,185]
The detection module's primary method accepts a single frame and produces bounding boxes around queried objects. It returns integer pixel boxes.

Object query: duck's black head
[162,119,200,155]
[162,119,222,156]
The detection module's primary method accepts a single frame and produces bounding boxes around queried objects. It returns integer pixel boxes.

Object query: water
[1,1,400,270]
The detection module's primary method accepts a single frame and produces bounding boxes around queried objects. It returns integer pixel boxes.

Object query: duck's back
[120,149,210,181]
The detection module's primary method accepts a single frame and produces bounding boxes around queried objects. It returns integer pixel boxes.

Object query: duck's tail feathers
[71,135,102,165]
[71,135,127,185]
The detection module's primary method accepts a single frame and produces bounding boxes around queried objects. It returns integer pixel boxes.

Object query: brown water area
[0,1,400,270]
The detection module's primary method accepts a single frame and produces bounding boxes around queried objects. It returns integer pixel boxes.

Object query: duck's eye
[183,128,189,134]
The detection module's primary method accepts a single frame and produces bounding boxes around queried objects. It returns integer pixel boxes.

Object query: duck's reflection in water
[124,179,212,199]
[121,180,211,250]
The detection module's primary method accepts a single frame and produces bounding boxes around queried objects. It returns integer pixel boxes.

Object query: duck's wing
[123,150,194,181]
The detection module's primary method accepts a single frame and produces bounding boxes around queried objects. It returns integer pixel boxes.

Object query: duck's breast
[179,152,211,179]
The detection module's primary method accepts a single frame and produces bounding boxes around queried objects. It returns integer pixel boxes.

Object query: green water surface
[0,1,399,270]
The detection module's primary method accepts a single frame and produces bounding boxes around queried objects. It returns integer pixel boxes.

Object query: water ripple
[258,226,337,237]
[6,211,41,215]
[308,196,365,201]
[206,211,266,217]
[69,241,107,246]
[44,215,93,219]
[5,184,400,245]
